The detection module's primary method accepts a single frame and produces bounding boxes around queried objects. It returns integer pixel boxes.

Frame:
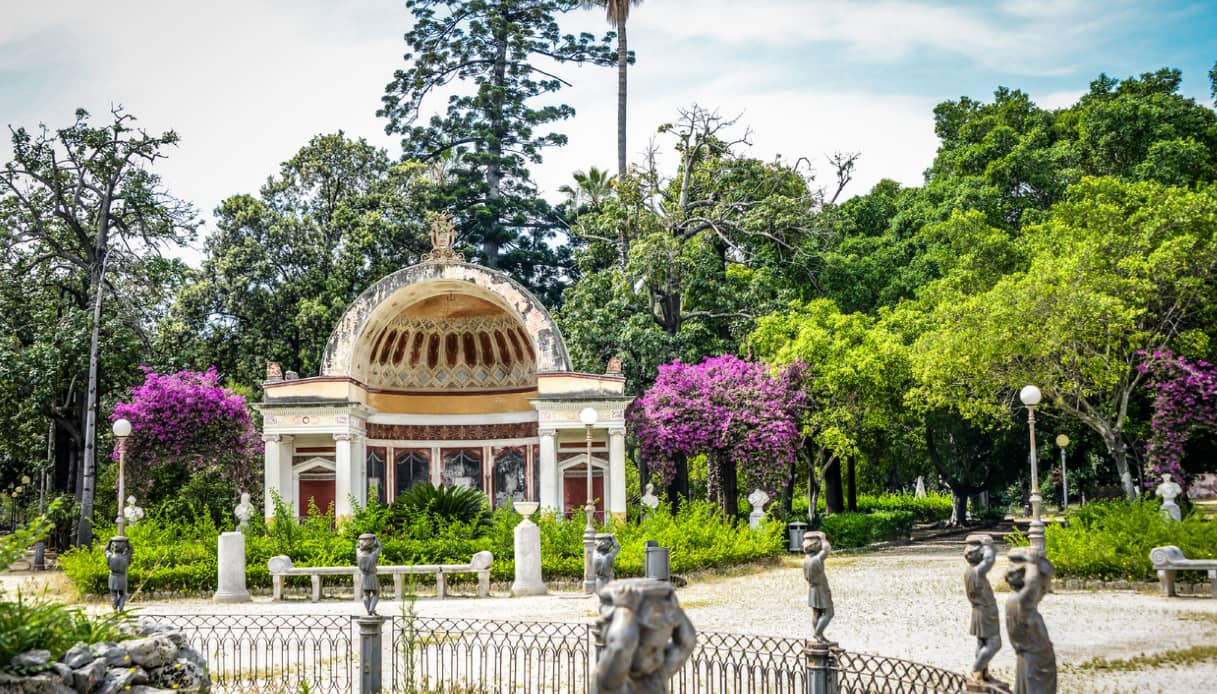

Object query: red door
[563,468,605,520]
[299,479,335,518]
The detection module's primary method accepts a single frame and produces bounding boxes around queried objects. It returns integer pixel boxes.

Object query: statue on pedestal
[1005,547,1056,694]
[593,533,621,594]
[640,483,659,519]
[357,533,383,616]
[105,537,132,611]
[802,531,834,644]
[963,534,1006,689]
[234,492,253,532]
[123,495,144,527]
[595,578,696,693]
[1156,473,1183,522]
[747,489,770,529]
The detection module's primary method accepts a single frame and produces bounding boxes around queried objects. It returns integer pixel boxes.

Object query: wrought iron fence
[150,614,354,694]
[150,613,968,694]
[833,650,968,694]
[391,615,591,693]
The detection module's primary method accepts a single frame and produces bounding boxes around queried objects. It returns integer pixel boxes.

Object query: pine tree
[379,0,612,303]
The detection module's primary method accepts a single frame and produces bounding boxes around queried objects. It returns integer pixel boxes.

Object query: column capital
[608,427,627,437]
[539,428,558,439]
[263,433,293,444]
[333,433,352,442]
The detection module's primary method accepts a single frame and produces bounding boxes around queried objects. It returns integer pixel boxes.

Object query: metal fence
[153,613,967,694]
[151,614,353,694]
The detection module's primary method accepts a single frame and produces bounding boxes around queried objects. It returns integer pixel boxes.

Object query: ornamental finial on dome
[423,212,463,263]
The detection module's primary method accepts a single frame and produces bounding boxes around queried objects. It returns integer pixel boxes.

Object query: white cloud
[633,0,1126,76]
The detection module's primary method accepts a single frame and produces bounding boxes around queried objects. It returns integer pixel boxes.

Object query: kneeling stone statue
[594,578,696,693]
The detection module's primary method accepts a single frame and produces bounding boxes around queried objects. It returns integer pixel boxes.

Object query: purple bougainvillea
[628,355,809,498]
[1139,351,1217,488]
[111,367,263,493]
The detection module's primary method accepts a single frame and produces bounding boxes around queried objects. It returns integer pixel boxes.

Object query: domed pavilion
[256,217,632,521]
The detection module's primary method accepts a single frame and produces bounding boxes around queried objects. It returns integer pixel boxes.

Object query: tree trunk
[615,13,627,183]
[807,461,819,522]
[823,457,844,514]
[846,459,857,512]
[780,470,793,518]
[1099,429,1138,500]
[482,23,510,267]
[721,456,739,519]
[949,489,968,527]
[665,453,689,513]
[76,256,108,547]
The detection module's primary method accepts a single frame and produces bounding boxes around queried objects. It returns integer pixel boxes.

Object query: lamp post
[1019,386,1045,551]
[112,418,132,537]
[579,406,598,594]
[1055,434,1070,511]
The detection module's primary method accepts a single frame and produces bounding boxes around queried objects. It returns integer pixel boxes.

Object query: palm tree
[584,1,642,182]
[558,166,615,210]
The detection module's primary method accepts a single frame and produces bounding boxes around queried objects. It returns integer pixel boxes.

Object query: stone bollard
[358,615,386,693]
[511,502,546,596]
[214,531,251,603]
[644,540,671,581]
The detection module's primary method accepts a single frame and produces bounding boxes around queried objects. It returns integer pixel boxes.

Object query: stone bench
[268,551,493,602]
[1149,545,1217,598]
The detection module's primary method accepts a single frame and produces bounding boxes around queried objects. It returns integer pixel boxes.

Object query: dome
[363,293,536,392]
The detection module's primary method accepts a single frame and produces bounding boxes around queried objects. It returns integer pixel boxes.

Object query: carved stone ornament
[594,578,696,694]
[422,212,463,263]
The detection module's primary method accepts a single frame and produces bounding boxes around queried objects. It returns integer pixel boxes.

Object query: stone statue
[640,483,660,518]
[1005,547,1056,694]
[422,212,462,263]
[1156,473,1183,522]
[593,533,621,594]
[105,537,133,611]
[915,476,926,498]
[357,533,383,616]
[964,534,1006,689]
[802,531,834,644]
[595,578,696,694]
[748,489,769,529]
[123,495,145,527]
[234,492,253,532]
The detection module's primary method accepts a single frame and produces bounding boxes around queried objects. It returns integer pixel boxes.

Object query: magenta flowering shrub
[111,367,263,494]
[1140,351,1217,487]
[628,355,809,495]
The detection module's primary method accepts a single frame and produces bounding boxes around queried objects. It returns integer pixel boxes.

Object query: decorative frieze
[367,421,538,442]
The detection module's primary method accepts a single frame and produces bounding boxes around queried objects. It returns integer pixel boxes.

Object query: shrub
[815,511,915,550]
[388,484,492,533]
[788,492,952,523]
[0,594,129,672]
[1008,500,1217,581]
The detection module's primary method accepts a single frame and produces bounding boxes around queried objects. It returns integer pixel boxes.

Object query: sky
[2,0,1215,263]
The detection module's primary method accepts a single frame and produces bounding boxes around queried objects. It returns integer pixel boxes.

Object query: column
[538,429,558,514]
[609,427,627,521]
[263,434,294,520]
[351,434,368,508]
[334,433,354,520]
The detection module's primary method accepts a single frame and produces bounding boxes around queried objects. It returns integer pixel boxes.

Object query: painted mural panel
[367,447,386,503]
[492,447,527,509]
[395,449,431,497]
[442,448,483,490]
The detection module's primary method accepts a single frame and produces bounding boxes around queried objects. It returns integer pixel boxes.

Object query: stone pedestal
[357,615,386,693]
[511,517,547,596]
[213,532,251,603]
[803,642,840,694]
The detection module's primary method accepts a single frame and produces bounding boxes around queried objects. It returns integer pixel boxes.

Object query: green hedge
[61,499,783,595]
[790,492,951,523]
[814,511,916,550]
[1009,500,1217,581]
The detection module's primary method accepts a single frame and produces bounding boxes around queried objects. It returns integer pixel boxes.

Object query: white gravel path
[8,540,1215,691]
